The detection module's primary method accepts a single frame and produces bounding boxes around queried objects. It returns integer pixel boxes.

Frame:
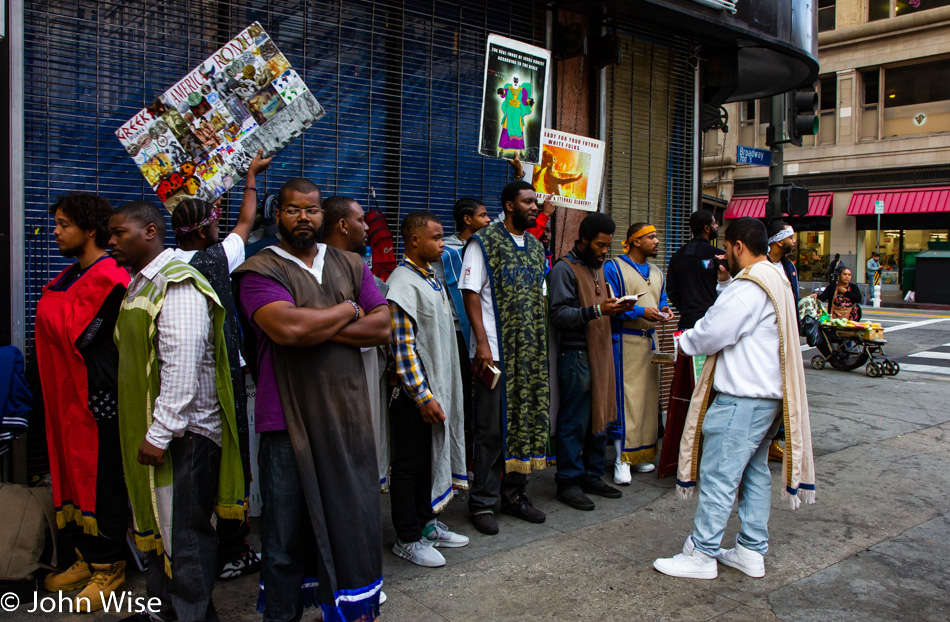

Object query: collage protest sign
[116,22,325,211]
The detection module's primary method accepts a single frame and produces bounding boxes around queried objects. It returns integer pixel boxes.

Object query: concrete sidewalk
[377,365,950,621]
[9,363,950,622]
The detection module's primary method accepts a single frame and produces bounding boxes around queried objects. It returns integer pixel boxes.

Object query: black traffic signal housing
[767,185,809,221]
[787,87,819,147]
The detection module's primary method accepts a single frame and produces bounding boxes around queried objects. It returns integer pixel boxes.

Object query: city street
[8,309,950,622]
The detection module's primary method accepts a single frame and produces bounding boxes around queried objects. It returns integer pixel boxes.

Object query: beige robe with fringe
[610,258,663,464]
[676,261,816,509]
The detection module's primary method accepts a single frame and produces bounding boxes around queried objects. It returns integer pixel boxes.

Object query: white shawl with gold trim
[675,261,816,509]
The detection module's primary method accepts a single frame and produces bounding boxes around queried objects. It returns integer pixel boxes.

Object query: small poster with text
[524,128,605,212]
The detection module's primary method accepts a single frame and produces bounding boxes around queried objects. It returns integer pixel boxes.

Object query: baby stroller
[799,298,898,377]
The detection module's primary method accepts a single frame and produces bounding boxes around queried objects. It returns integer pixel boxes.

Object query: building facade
[708,1,950,296]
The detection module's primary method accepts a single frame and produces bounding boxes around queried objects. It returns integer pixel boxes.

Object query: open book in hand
[616,291,647,304]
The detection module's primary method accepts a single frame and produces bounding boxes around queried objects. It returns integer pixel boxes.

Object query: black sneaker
[556,485,595,511]
[501,495,546,523]
[470,512,499,535]
[581,478,622,499]
[218,548,261,580]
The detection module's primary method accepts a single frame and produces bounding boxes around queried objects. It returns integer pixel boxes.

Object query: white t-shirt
[679,261,785,399]
[173,232,246,274]
[459,231,546,360]
[174,232,247,367]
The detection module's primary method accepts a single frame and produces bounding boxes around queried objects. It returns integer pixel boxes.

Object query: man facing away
[170,148,272,580]
[659,209,727,479]
[603,222,672,483]
[654,217,815,580]
[439,198,492,470]
[233,178,390,622]
[461,180,550,536]
[322,194,392,492]
[549,213,634,511]
[37,194,130,610]
[110,201,245,622]
[386,212,469,568]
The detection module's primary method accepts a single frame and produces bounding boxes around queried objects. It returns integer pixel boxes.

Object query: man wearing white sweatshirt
[653,217,815,580]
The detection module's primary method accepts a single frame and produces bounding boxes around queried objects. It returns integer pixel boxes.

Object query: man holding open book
[603,222,673,483]
[548,213,635,511]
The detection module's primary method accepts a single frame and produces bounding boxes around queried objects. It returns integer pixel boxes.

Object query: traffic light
[787,86,819,147]
[766,185,809,220]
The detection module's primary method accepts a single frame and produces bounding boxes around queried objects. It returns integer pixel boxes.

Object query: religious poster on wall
[116,22,325,211]
[524,128,605,212]
[478,34,551,164]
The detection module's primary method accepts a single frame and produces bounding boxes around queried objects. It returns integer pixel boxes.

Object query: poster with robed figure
[478,34,551,164]
[116,22,325,211]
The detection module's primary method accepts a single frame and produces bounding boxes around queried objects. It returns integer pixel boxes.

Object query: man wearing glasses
[234,178,391,622]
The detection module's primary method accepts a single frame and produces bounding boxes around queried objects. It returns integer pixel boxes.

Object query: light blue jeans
[691,393,782,557]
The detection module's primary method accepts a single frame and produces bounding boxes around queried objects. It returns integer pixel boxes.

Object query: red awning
[847,187,950,215]
[724,193,832,219]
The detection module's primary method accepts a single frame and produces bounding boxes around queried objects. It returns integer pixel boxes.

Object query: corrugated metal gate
[22,0,545,332]
[20,0,545,476]
[604,26,698,412]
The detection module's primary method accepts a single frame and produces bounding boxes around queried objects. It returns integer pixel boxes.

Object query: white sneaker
[653,536,718,579]
[392,538,446,567]
[715,543,765,578]
[422,519,470,548]
[613,462,632,485]
[633,462,656,473]
[379,591,387,605]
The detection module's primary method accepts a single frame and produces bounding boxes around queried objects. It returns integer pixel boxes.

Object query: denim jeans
[259,431,317,622]
[468,360,527,514]
[691,393,782,557]
[554,349,607,488]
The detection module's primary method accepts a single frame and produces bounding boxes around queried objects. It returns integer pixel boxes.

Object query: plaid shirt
[389,257,445,407]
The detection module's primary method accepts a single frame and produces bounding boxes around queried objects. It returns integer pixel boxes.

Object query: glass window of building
[860,68,881,141]
[791,231,831,282]
[818,76,837,145]
[819,0,836,32]
[871,0,950,21]
[882,58,950,137]
[869,0,891,20]
[884,58,950,108]
[896,0,950,17]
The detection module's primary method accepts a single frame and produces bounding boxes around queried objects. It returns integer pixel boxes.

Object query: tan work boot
[74,560,126,613]
[768,440,784,462]
[43,548,92,591]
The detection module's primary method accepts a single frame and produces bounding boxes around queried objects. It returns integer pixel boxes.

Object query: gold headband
[629,225,656,240]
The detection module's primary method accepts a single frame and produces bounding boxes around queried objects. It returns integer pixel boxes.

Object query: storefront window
[862,228,950,285]
[790,230,830,281]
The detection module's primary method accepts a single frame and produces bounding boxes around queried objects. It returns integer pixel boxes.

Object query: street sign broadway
[737,145,772,166]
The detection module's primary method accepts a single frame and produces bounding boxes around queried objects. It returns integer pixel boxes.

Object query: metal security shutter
[603,26,697,414]
[21,0,545,476]
[23,0,545,328]
[604,29,697,268]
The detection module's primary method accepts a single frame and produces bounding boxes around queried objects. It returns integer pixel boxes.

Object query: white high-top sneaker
[613,462,632,485]
[716,543,765,578]
[653,536,718,579]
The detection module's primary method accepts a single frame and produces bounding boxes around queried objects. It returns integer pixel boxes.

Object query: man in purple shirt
[234,178,390,622]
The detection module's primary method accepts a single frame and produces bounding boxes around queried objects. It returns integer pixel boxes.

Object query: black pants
[455,331,474,468]
[468,360,527,513]
[389,391,436,543]
[77,412,128,564]
[146,433,222,622]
